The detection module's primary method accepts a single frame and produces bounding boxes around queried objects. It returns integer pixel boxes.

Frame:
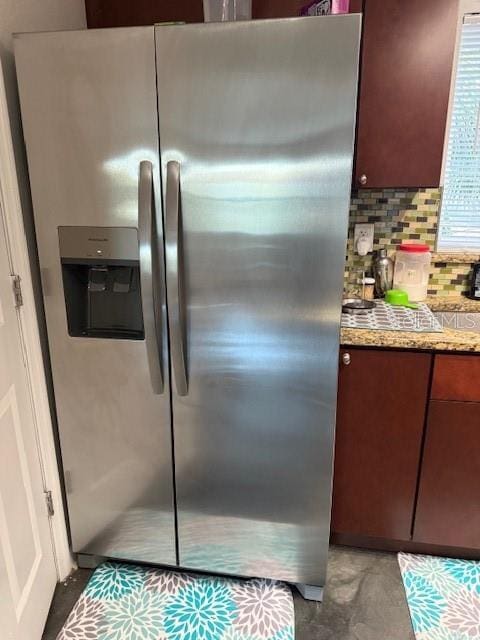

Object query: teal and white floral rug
[398,552,480,640]
[57,562,294,640]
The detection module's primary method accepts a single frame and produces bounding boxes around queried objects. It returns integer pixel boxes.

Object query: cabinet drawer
[432,355,480,402]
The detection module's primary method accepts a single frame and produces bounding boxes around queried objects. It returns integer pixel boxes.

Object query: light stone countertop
[340,326,480,353]
[431,252,480,264]
[425,295,480,312]
[340,295,480,353]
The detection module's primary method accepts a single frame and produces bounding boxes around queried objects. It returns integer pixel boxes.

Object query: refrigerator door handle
[138,160,164,394]
[165,160,188,396]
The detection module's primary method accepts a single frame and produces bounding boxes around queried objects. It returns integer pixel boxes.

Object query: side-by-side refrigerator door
[15,27,177,565]
[156,17,360,586]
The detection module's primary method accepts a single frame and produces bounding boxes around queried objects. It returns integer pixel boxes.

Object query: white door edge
[0,60,73,581]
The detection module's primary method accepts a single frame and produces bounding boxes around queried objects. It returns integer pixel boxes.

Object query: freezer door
[15,28,176,565]
[156,16,360,585]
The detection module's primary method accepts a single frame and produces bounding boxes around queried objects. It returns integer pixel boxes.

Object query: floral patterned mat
[398,553,480,640]
[57,562,294,640]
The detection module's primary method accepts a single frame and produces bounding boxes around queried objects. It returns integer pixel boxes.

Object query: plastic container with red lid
[393,243,432,302]
[397,243,430,253]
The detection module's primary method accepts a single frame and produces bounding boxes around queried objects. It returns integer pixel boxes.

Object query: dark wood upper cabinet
[354,0,458,188]
[85,0,202,26]
[85,0,362,29]
[331,348,432,541]
[413,401,480,550]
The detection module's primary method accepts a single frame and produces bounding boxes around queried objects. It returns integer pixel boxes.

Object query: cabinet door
[331,349,431,540]
[413,401,480,549]
[354,0,457,188]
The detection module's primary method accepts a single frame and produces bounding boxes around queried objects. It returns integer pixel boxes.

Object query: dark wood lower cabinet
[331,349,432,540]
[413,401,480,550]
[332,348,480,554]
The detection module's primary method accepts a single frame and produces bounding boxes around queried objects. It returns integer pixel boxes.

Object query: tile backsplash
[345,188,477,297]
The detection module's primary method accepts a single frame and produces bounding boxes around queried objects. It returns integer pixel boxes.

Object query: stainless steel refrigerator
[15,16,360,599]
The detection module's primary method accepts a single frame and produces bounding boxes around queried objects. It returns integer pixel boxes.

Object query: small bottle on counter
[361,276,376,300]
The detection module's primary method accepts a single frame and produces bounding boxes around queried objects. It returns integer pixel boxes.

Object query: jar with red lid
[393,244,432,302]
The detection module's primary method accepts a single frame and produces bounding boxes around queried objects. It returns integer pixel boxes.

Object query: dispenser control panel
[58,226,139,262]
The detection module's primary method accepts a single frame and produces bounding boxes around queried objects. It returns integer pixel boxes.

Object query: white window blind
[438,15,480,251]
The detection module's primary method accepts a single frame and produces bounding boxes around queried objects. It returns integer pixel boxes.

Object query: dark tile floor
[42,546,414,640]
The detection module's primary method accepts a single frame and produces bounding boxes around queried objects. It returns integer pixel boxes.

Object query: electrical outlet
[354,223,374,255]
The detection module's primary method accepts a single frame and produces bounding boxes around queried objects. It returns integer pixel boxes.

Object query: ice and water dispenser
[59,227,144,340]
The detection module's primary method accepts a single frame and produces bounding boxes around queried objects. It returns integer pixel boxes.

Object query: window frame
[437,0,480,252]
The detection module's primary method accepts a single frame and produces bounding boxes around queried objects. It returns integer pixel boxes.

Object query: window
[438,12,480,251]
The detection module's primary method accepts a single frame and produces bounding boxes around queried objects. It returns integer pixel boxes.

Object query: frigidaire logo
[88,238,108,242]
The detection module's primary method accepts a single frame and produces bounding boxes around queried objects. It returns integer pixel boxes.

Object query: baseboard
[331,532,480,559]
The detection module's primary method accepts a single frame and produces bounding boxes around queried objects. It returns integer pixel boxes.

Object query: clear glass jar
[393,244,432,302]
[203,0,252,21]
